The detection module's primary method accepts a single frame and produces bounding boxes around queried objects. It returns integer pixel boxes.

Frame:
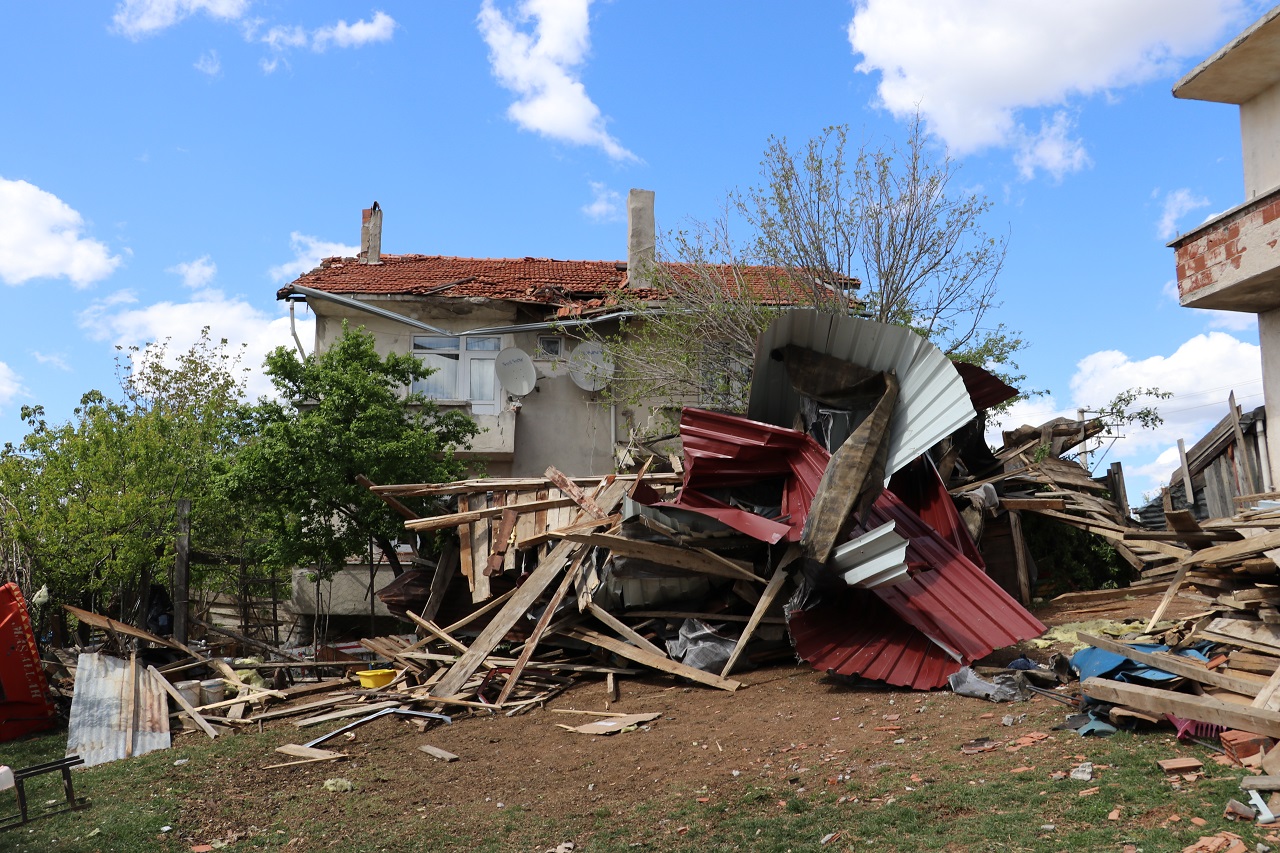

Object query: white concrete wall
[1241,82,1280,198]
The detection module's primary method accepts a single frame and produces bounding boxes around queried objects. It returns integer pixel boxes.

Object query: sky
[0,0,1275,501]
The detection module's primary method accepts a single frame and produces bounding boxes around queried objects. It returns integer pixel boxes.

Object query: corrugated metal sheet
[746,310,976,479]
[831,521,909,589]
[792,487,1047,688]
[67,653,170,768]
[642,408,829,543]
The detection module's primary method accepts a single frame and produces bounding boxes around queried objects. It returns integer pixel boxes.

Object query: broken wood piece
[274,744,345,760]
[722,560,792,678]
[1081,677,1280,739]
[418,744,459,762]
[406,612,469,655]
[564,626,742,692]
[561,532,763,583]
[1145,561,1191,632]
[517,514,620,550]
[263,754,348,770]
[584,602,667,658]
[561,712,662,735]
[1240,776,1280,791]
[293,700,403,728]
[430,480,629,699]
[485,507,519,576]
[420,541,458,625]
[545,466,609,519]
[1156,757,1204,773]
[1076,632,1260,697]
[494,550,589,706]
[147,664,219,740]
[403,496,576,533]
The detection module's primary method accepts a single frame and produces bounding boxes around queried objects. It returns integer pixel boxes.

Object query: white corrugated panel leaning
[831,521,910,589]
[66,652,171,768]
[747,310,977,480]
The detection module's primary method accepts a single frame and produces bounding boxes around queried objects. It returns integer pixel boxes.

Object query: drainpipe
[1259,418,1274,492]
[289,301,307,358]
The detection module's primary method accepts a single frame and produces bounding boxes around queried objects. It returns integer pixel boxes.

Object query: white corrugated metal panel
[832,521,909,589]
[67,653,170,768]
[747,310,976,478]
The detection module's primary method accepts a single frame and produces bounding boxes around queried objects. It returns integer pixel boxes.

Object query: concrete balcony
[430,404,516,461]
[1171,184,1280,312]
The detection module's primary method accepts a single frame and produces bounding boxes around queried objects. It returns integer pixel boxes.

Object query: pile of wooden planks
[353,466,807,709]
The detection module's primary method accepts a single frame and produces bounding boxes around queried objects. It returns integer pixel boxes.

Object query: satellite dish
[567,341,614,392]
[495,347,537,397]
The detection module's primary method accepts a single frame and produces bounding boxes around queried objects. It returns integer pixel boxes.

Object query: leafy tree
[226,324,478,579]
[0,331,249,619]
[592,115,1025,436]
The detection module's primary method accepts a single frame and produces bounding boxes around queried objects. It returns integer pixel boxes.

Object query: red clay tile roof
[281,254,858,309]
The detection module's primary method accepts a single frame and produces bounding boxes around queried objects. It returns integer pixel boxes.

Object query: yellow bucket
[356,669,395,689]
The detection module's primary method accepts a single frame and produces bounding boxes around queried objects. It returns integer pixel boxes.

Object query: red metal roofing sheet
[950,360,1019,411]
[0,582,56,742]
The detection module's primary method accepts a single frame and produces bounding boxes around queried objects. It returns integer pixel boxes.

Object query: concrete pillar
[626,189,655,288]
[1258,306,1280,488]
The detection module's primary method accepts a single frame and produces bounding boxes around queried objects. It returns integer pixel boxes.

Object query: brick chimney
[359,202,382,264]
[626,189,655,288]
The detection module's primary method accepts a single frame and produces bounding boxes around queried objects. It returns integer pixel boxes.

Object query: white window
[536,335,563,359]
[411,335,503,415]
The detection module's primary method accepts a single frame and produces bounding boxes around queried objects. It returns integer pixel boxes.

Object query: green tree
[0,331,249,619]
[226,324,478,579]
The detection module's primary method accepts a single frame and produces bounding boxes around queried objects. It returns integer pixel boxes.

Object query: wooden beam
[545,467,608,519]
[403,497,576,533]
[1000,498,1067,511]
[494,550,587,706]
[420,541,458,625]
[429,480,628,699]
[1009,509,1033,607]
[406,612,469,654]
[356,474,420,520]
[722,560,792,677]
[561,533,763,583]
[1145,561,1191,631]
[1077,632,1259,697]
[1081,677,1280,739]
[564,626,742,692]
[147,664,219,740]
[517,514,620,551]
[585,602,667,658]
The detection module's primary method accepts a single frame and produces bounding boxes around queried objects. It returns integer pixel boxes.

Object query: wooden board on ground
[1076,632,1259,697]
[1081,677,1280,739]
[293,700,402,728]
[418,744,459,762]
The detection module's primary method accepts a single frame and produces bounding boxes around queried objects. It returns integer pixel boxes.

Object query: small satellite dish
[567,342,614,392]
[495,347,537,397]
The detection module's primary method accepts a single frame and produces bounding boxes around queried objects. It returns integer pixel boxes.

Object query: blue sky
[0,0,1274,499]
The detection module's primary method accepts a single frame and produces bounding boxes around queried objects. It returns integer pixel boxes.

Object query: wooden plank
[585,602,667,658]
[1050,587,1158,606]
[263,754,347,770]
[1251,663,1280,712]
[1188,529,1280,566]
[440,587,517,636]
[274,744,346,760]
[1000,498,1067,511]
[293,700,402,728]
[1145,561,1191,631]
[1077,632,1260,697]
[562,533,763,583]
[420,541,458,625]
[494,550,588,706]
[457,496,474,591]
[430,480,629,699]
[545,467,609,519]
[486,505,518,576]
[1208,617,1280,652]
[1081,677,1280,739]
[244,694,354,723]
[1231,391,1261,495]
[1239,776,1280,791]
[124,652,138,759]
[403,497,577,532]
[722,560,792,677]
[1009,510,1033,607]
[623,610,787,625]
[374,473,681,497]
[147,664,219,740]
[418,744,459,762]
[406,612,469,654]
[356,474,420,520]
[564,627,742,692]
[471,495,492,602]
[517,514,620,550]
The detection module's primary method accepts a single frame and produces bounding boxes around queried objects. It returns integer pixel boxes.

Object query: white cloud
[581,181,622,221]
[269,232,358,283]
[312,11,396,51]
[987,332,1264,497]
[167,255,217,289]
[112,0,249,39]
[31,352,72,372]
[0,177,121,287]
[1205,310,1258,332]
[848,0,1246,171]
[78,288,313,400]
[262,24,307,51]
[0,362,23,411]
[1158,187,1211,240]
[194,49,221,76]
[478,0,636,161]
[1013,111,1091,181]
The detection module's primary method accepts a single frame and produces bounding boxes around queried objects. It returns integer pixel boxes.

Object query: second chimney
[626,189,655,288]
[360,202,383,264]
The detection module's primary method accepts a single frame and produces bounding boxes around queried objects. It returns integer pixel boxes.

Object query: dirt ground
[167,594,1206,852]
